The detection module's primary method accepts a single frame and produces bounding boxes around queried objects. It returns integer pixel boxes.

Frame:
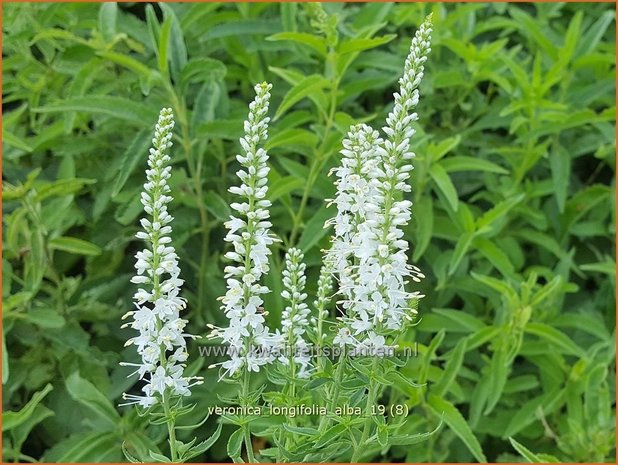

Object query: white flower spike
[279,248,312,378]
[328,15,433,346]
[121,108,201,408]
[210,83,278,378]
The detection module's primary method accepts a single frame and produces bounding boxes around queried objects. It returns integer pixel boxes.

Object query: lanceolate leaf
[428,395,487,463]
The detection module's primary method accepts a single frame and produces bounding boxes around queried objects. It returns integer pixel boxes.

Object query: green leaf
[267,32,327,56]
[25,224,46,293]
[413,196,433,261]
[508,437,543,463]
[549,145,570,213]
[282,424,319,436]
[315,423,347,448]
[430,164,459,211]
[158,16,173,75]
[2,130,33,152]
[484,348,509,414]
[473,237,515,277]
[430,308,487,333]
[337,34,396,54]
[98,2,118,42]
[427,394,487,463]
[2,328,9,384]
[47,432,121,462]
[33,97,157,126]
[430,135,461,162]
[145,4,161,51]
[440,156,508,174]
[471,272,515,297]
[304,376,332,390]
[11,404,55,451]
[97,51,156,80]
[26,308,66,329]
[389,420,442,445]
[160,3,188,80]
[503,388,562,438]
[65,371,121,428]
[149,450,171,462]
[580,259,616,276]
[275,74,329,120]
[179,58,227,92]
[226,428,243,459]
[183,422,223,460]
[476,194,525,232]
[49,236,102,256]
[197,119,244,140]
[269,176,304,202]
[576,10,615,57]
[433,338,467,397]
[34,178,96,202]
[525,323,586,358]
[112,129,152,197]
[448,232,475,275]
[419,330,445,384]
[297,206,332,252]
[562,11,582,63]
[204,191,231,222]
[265,128,318,150]
[2,384,53,431]
[204,19,281,40]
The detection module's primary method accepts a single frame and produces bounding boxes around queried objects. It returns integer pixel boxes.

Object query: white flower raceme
[328,15,432,345]
[121,108,201,408]
[279,248,312,378]
[209,83,278,378]
[354,15,432,332]
[312,264,333,346]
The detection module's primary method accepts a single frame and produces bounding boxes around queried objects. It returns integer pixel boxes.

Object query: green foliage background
[2,1,616,463]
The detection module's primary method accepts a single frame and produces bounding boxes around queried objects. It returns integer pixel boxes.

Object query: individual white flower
[120,108,201,407]
[333,327,355,347]
[209,83,278,379]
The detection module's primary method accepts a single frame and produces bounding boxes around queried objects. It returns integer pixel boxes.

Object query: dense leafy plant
[2,2,615,463]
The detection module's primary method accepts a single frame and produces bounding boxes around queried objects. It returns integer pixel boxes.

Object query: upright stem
[242,370,256,463]
[162,391,178,462]
[351,358,379,462]
[149,176,180,464]
[318,352,346,433]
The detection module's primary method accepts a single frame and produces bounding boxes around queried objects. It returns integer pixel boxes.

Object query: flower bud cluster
[279,248,312,378]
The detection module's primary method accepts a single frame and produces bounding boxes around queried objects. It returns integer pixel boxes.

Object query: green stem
[351,359,379,462]
[318,352,346,433]
[162,391,178,462]
[241,370,257,463]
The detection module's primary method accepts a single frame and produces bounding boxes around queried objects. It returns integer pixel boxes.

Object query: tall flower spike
[359,14,432,331]
[313,264,333,344]
[279,248,312,378]
[331,15,431,343]
[121,108,201,408]
[210,83,277,378]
